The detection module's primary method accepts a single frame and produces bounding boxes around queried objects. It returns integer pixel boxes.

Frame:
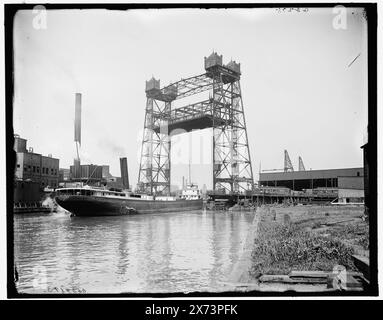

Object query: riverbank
[227,205,368,292]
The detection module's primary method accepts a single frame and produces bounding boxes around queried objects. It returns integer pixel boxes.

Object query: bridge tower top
[145,77,160,92]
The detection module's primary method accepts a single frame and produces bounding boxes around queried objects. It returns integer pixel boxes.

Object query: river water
[14,210,255,294]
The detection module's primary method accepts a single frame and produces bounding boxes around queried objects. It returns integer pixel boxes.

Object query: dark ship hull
[55,194,203,216]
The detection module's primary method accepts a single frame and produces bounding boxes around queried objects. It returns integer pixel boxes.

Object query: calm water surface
[14,210,255,293]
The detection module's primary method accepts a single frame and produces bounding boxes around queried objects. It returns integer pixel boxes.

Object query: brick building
[14,134,60,188]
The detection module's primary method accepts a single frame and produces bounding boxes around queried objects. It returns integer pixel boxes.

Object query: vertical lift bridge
[138,52,254,195]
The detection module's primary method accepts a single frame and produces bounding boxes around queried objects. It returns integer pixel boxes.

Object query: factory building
[14,134,60,188]
[100,165,124,189]
[100,159,131,190]
[13,134,60,207]
[69,164,103,184]
[59,168,71,181]
[60,161,130,190]
[102,165,114,180]
[259,167,363,191]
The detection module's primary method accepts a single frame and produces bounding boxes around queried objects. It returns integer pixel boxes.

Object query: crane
[261,149,295,172]
[298,156,306,171]
[284,150,294,172]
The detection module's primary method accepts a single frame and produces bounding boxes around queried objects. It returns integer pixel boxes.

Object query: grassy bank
[249,206,368,278]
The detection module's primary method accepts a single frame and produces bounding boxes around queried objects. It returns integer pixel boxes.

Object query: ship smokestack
[120,157,129,189]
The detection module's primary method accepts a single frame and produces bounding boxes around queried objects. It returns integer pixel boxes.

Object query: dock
[14,202,55,214]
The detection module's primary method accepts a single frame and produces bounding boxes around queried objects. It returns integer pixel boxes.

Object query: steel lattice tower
[138,52,254,195]
[138,78,172,195]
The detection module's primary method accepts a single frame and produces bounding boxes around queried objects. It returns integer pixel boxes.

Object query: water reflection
[14,210,254,293]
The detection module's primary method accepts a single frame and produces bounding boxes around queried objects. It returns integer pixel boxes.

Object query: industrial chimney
[74,93,82,146]
[73,93,82,179]
[120,157,129,190]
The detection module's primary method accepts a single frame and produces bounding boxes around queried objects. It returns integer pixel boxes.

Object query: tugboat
[54,185,203,216]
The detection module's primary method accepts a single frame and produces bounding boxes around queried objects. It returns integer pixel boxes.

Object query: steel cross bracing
[138,56,254,195]
[138,98,171,195]
[211,76,253,193]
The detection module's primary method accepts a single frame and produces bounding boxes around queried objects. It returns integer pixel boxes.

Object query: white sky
[13,8,368,189]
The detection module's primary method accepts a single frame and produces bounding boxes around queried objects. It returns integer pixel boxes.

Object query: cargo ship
[54,185,203,216]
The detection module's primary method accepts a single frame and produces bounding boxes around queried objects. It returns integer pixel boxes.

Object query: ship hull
[55,195,203,216]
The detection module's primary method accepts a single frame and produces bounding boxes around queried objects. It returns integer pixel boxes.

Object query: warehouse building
[259,167,364,191]
[14,134,60,207]
[59,168,71,182]
[14,134,60,188]
[69,163,103,184]
[337,176,364,204]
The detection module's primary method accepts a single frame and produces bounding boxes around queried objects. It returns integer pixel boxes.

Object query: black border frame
[4,2,378,298]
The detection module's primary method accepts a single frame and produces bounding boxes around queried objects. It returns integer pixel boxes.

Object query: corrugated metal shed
[338,176,364,190]
[260,167,363,181]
